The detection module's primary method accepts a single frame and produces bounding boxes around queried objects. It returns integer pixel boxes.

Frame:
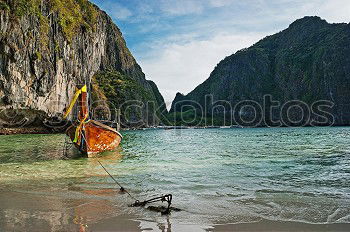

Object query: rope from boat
[80,130,90,152]
[97,161,175,214]
[97,160,137,200]
[73,114,89,144]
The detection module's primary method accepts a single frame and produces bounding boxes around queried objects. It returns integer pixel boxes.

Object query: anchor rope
[97,160,137,200]
[97,161,173,213]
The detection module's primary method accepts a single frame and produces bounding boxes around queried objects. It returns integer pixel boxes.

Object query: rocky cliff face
[0,0,166,129]
[170,17,350,126]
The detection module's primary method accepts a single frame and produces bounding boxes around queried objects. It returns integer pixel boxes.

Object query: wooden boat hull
[66,120,122,157]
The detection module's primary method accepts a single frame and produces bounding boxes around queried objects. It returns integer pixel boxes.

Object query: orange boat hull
[66,120,122,157]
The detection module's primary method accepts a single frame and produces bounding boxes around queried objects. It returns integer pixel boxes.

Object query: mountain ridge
[170,16,350,126]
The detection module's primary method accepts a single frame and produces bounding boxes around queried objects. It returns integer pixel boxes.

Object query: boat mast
[78,85,88,121]
[79,29,89,122]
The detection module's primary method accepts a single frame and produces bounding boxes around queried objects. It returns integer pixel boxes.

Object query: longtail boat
[63,85,122,157]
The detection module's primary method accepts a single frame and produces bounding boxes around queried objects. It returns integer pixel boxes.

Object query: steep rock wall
[0,0,165,128]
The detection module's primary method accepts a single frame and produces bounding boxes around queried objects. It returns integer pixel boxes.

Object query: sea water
[0,127,349,230]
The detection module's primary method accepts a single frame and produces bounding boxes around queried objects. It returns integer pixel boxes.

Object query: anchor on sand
[98,161,181,214]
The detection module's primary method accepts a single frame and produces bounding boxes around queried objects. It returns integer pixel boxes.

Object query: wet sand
[2,189,350,232]
[0,190,141,232]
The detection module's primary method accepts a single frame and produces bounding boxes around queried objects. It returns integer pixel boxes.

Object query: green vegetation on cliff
[1,0,98,41]
[92,71,167,127]
[92,71,152,107]
[50,0,98,39]
[147,80,168,115]
[0,1,9,10]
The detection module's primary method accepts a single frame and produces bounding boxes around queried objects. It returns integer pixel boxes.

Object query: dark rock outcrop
[147,80,167,115]
[169,92,186,113]
[0,0,166,129]
[170,16,350,126]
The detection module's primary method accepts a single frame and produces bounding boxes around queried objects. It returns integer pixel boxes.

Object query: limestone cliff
[0,0,166,129]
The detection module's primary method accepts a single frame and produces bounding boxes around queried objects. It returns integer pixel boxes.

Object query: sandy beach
[1,189,350,232]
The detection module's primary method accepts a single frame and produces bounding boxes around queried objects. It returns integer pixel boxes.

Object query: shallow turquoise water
[0,127,350,230]
[120,127,350,224]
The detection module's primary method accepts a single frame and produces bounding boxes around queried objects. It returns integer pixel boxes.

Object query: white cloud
[96,1,132,20]
[139,33,268,107]
[256,0,350,24]
[317,0,350,23]
[159,0,205,15]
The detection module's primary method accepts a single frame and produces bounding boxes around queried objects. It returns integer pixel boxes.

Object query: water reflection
[0,139,131,231]
[0,191,128,232]
[158,216,172,232]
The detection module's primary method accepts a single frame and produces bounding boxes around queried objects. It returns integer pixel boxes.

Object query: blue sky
[90,0,350,106]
